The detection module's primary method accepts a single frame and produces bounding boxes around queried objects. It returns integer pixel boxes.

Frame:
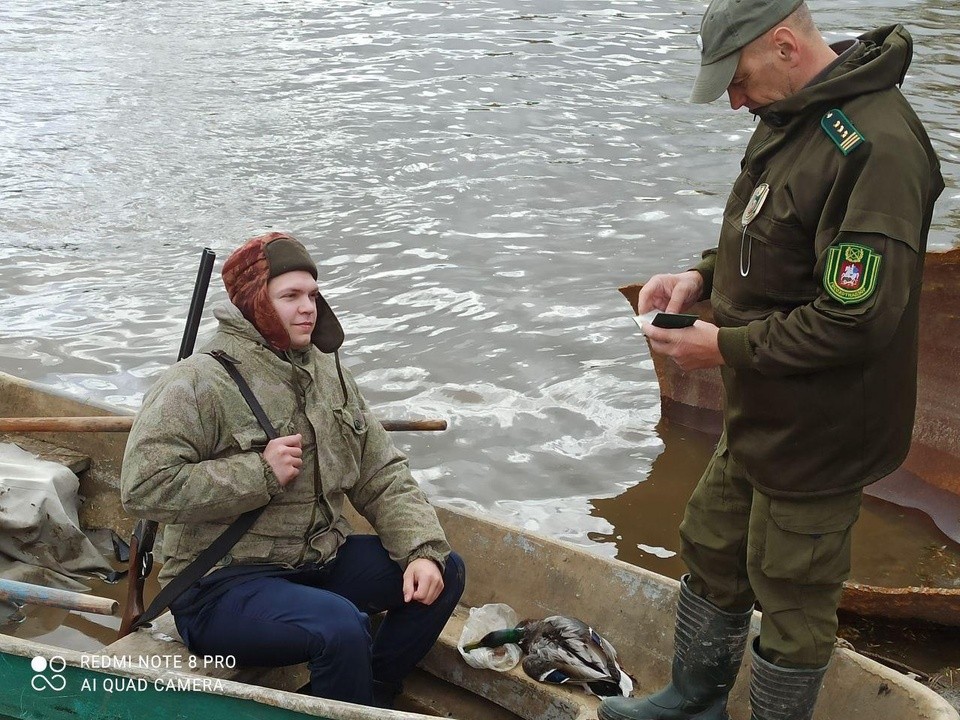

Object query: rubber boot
[598,576,753,720]
[749,639,827,720]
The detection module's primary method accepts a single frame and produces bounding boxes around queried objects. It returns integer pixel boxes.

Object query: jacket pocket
[332,404,367,488]
[759,491,861,585]
[714,183,818,316]
[750,217,819,304]
[171,523,276,567]
[215,537,276,567]
[334,403,368,449]
[335,403,367,436]
[232,420,295,452]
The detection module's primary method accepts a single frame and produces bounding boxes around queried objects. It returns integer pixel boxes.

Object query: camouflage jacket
[121,302,450,584]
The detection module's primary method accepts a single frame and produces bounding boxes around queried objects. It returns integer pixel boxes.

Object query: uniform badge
[823,242,882,305]
[741,183,769,226]
[820,109,864,156]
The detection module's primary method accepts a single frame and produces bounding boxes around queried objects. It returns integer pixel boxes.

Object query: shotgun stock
[117,248,215,639]
[117,519,156,636]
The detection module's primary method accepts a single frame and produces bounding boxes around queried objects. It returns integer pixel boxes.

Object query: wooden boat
[0,370,956,720]
[619,248,960,629]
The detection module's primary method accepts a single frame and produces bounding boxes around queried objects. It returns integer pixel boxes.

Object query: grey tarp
[0,442,113,593]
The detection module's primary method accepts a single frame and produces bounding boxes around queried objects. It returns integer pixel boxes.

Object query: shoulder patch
[820,109,865,155]
[823,243,882,305]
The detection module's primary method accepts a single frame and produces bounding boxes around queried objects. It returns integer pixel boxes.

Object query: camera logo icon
[30,656,67,692]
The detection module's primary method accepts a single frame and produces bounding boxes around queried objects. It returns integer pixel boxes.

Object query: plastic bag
[457,603,522,672]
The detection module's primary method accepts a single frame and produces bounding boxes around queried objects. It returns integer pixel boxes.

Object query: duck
[462,615,634,697]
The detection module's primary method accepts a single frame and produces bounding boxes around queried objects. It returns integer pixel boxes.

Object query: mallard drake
[462,615,634,697]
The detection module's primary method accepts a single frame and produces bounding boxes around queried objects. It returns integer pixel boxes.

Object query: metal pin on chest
[739,182,770,277]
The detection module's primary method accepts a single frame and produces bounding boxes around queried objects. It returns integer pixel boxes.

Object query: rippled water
[1,1,958,565]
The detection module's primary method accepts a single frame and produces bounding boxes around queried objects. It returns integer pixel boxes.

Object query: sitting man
[121,231,465,708]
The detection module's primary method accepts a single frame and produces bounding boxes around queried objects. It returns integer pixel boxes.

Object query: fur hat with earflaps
[221,232,344,353]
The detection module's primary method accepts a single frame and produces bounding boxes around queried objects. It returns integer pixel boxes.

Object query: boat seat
[420,604,600,720]
[102,612,310,691]
[0,433,91,475]
[103,604,600,720]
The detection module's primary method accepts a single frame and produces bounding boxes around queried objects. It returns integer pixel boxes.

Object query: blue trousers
[172,535,465,705]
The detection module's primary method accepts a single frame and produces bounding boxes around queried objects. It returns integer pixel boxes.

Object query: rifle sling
[131,350,278,630]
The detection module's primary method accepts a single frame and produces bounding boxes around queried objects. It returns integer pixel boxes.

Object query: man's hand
[643,320,725,371]
[403,558,444,605]
[263,434,303,487]
[637,270,704,314]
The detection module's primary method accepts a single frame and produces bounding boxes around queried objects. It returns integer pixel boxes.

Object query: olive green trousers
[679,435,862,669]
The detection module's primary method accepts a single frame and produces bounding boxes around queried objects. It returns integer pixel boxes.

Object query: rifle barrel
[177,247,216,362]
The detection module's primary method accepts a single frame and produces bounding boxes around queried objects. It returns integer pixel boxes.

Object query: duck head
[462,624,528,652]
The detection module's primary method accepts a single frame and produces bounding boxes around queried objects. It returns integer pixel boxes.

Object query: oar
[0,578,118,616]
[0,416,447,433]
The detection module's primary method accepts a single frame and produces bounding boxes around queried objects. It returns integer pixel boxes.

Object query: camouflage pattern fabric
[121,302,450,585]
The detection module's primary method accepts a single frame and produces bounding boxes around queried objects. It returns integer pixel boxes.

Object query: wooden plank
[104,612,310,692]
[399,667,524,720]
[0,650,332,720]
[420,604,595,720]
[841,582,960,627]
[0,416,447,433]
[0,433,91,475]
[0,579,117,616]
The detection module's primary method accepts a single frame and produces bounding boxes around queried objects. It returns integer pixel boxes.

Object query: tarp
[0,442,113,592]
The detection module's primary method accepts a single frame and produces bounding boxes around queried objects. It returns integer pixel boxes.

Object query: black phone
[651,312,698,329]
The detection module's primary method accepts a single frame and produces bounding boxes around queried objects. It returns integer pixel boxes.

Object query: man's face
[726,37,792,111]
[267,270,318,350]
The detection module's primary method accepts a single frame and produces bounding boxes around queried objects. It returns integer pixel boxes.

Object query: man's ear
[771,26,800,65]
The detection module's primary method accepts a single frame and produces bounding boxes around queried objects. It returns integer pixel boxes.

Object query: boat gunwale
[0,634,432,720]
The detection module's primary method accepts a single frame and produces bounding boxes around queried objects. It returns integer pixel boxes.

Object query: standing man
[122,232,465,708]
[600,2,943,720]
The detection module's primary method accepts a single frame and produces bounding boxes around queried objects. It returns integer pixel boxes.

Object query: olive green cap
[264,237,318,279]
[691,0,804,103]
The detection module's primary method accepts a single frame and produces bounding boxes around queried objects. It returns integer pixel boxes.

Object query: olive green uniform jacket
[695,25,944,498]
[121,303,451,584]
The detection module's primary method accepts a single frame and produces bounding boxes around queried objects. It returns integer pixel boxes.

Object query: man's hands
[262,438,445,604]
[644,321,724,371]
[263,438,445,605]
[636,270,725,371]
[637,270,704,315]
[264,434,303,487]
[403,558,445,605]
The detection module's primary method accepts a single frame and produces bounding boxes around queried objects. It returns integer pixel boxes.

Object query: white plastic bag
[457,603,522,672]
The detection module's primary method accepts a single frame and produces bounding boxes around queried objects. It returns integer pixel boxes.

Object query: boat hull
[0,370,956,720]
[0,635,401,720]
[618,249,960,628]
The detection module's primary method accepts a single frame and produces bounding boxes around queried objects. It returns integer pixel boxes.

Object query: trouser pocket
[756,490,861,586]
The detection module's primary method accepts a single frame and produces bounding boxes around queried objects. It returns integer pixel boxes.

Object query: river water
[1,0,959,674]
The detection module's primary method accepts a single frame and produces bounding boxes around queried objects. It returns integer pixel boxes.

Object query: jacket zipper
[290,357,320,567]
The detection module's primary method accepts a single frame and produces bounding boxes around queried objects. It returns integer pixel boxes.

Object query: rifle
[118,248,215,638]
[116,518,157,636]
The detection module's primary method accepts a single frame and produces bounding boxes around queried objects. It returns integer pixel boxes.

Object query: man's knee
[746,491,860,667]
[428,551,465,614]
[306,598,372,659]
[680,523,753,611]
[443,551,466,595]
